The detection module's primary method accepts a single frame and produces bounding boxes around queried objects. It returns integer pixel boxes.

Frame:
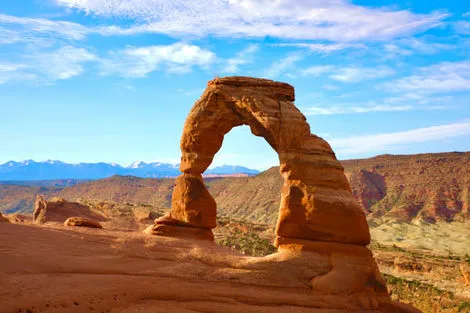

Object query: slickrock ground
[1,222,407,313]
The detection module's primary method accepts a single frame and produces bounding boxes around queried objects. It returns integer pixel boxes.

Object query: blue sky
[1,0,469,170]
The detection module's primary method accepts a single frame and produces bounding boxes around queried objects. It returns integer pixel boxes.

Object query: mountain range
[2,152,468,225]
[0,160,259,181]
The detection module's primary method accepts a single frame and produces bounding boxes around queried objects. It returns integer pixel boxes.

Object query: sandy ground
[0,222,400,313]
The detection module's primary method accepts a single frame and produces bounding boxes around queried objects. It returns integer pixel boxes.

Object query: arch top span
[152,76,371,246]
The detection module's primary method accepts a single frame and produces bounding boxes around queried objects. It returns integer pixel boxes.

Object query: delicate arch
[153,77,370,246]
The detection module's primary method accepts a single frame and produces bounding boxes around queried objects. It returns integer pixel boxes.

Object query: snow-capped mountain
[0,160,259,181]
[205,165,260,175]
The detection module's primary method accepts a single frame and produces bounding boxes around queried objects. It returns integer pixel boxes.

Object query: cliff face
[3,152,469,226]
[343,152,470,224]
[209,152,470,225]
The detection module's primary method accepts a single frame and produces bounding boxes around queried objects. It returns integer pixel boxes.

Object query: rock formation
[0,212,9,223]
[148,77,419,312]
[461,263,470,285]
[32,196,107,224]
[152,76,369,245]
[33,195,48,224]
[64,216,103,228]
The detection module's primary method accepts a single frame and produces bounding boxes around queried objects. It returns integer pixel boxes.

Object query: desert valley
[1,77,469,313]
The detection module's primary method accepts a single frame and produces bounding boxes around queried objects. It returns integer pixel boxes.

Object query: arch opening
[152,76,371,248]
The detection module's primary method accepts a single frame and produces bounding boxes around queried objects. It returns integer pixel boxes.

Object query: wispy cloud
[56,0,448,42]
[303,104,414,115]
[101,43,215,77]
[0,63,34,84]
[0,13,88,45]
[222,44,259,73]
[300,65,334,77]
[36,46,97,80]
[0,46,96,84]
[263,54,302,78]
[455,21,470,35]
[275,43,366,54]
[302,92,452,116]
[330,122,470,155]
[385,60,470,94]
[299,65,395,82]
[330,66,395,82]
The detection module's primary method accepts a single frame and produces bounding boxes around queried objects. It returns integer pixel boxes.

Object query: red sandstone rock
[152,76,370,246]
[170,173,216,229]
[461,262,470,285]
[32,196,107,225]
[0,212,9,223]
[33,195,48,224]
[147,76,423,312]
[64,216,103,228]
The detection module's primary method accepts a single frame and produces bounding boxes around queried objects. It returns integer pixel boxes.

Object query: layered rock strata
[152,76,369,245]
[149,76,418,312]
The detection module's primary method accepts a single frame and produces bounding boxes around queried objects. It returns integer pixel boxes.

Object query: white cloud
[0,46,96,84]
[385,60,470,93]
[330,122,470,155]
[0,13,88,45]
[223,44,259,73]
[464,12,470,18]
[384,44,413,56]
[0,63,34,84]
[304,104,413,115]
[400,38,453,54]
[263,54,302,78]
[36,46,97,80]
[383,38,453,58]
[455,21,470,35]
[101,43,215,77]
[300,65,334,77]
[322,84,338,91]
[302,92,452,116]
[330,66,395,82]
[56,0,448,42]
[275,43,365,53]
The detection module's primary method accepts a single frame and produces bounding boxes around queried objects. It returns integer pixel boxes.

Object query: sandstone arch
[153,76,370,247]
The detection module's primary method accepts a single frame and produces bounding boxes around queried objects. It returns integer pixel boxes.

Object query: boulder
[0,212,10,223]
[32,196,106,225]
[33,195,48,224]
[64,217,103,228]
[461,262,470,285]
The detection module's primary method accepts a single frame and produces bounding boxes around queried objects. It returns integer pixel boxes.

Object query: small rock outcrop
[0,212,10,223]
[33,195,48,224]
[64,217,103,228]
[32,196,106,224]
[461,263,470,285]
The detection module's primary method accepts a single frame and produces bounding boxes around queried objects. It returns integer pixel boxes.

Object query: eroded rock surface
[64,216,103,228]
[148,76,418,311]
[0,212,9,223]
[153,76,369,246]
[32,196,107,224]
[33,195,48,224]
